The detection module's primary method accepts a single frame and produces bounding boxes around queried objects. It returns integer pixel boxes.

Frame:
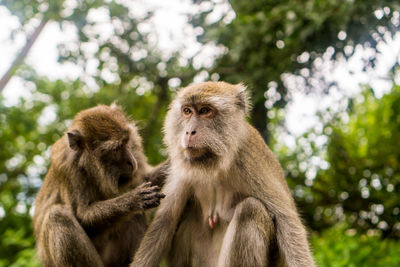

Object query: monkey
[131,81,315,267]
[33,104,166,267]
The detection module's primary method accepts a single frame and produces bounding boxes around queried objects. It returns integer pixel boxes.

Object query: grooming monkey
[131,82,315,267]
[33,105,166,267]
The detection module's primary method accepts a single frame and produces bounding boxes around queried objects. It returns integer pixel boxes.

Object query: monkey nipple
[208,214,219,229]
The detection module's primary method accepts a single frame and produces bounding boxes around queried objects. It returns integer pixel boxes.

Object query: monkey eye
[182,107,192,116]
[113,143,124,152]
[199,106,211,116]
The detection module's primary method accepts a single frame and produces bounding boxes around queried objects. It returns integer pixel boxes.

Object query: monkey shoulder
[241,124,284,173]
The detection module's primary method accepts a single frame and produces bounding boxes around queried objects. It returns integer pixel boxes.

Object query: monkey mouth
[184,147,216,164]
[118,173,132,187]
[184,147,207,158]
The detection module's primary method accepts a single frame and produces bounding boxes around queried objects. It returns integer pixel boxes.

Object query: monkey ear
[67,130,83,151]
[235,83,251,115]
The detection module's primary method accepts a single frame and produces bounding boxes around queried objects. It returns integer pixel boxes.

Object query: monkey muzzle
[184,147,208,159]
[118,152,138,185]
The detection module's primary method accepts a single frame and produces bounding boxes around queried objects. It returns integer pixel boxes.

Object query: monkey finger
[148,185,161,192]
[141,192,159,200]
[138,186,160,195]
[134,183,150,192]
[143,200,160,209]
[142,192,165,201]
[138,181,153,189]
[149,185,161,191]
[141,181,153,188]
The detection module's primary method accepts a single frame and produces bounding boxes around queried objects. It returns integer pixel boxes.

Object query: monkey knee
[44,205,88,251]
[235,198,273,223]
[226,198,276,266]
[48,205,71,218]
[234,197,275,242]
[44,206,103,266]
[46,205,77,229]
[236,197,264,211]
[44,206,83,247]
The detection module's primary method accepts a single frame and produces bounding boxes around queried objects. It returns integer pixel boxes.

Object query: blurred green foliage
[1,0,400,266]
[193,0,400,141]
[278,84,400,238]
[312,224,400,266]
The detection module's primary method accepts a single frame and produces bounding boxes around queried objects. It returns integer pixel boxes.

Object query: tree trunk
[142,77,169,146]
[0,19,48,92]
[252,98,269,144]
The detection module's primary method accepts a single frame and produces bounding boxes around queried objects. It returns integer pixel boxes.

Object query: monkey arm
[235,128,315,267]
[264,188,315,267]
[275,212,315,267]
[131,178,191,267]
[75,183,162,231]
[76,194,133,231]
[248,172,315,267]
[144,159,170,187]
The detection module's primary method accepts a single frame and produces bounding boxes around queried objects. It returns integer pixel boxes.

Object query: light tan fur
[131,82,314,267]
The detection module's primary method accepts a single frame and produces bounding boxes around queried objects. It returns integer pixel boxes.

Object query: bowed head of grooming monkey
[34,104,165,267]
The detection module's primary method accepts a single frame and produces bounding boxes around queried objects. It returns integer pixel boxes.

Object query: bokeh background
[0,0,400,266]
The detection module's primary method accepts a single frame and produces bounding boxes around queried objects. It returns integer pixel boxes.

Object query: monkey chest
[193,184,236,226]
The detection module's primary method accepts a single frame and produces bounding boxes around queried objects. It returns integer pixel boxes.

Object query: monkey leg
[168,209,198,267]
[40,205,104,267]
[217,197,276,267]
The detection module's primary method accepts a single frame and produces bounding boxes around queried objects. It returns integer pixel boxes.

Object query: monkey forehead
[176,81,240,107]
[179,81,238,97]
[71,105,133,141]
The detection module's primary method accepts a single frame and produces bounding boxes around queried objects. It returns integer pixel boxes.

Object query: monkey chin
[184,147,207,158]
[118,172,136,190]
[183,147,217,166]
[118,174,131,186]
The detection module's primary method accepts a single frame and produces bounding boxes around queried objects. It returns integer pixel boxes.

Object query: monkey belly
[93,213,147,267]
[171,205,229,267]
[192,220,229,266]
[193,182,237,227]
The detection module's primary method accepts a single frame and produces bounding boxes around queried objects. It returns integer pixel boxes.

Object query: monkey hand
[130,182,165,210]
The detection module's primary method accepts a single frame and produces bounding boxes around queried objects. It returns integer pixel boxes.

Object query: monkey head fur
[164,81,250,173]
[53,104,148,197]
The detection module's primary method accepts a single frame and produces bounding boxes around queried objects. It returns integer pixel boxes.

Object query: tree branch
[0,19,48,92]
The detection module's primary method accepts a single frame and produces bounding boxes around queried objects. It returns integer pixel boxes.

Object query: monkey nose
[186,130,196,136]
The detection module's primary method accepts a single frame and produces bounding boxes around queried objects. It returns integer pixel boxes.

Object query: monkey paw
[133,182,165,210]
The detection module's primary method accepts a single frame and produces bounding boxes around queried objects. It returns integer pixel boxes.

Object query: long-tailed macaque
[131,82,315,267]
[33,105,166,267]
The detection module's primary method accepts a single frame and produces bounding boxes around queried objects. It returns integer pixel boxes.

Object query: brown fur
[131,82,314,267]
[33,104,165,267]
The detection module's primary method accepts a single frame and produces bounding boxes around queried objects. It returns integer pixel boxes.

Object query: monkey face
[164,82,250,165]
[178,102,225,161]
[180,104,216,153]
[100,142,138,187]
[67,105,143,193]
